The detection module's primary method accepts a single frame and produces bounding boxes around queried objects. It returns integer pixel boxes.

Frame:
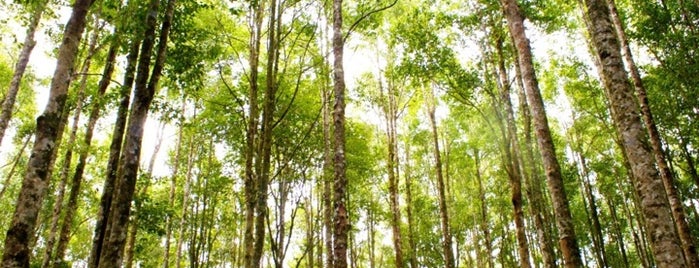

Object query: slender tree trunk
[0,0,94,266]
[380,75,404,268]
[514,57,557,268]
[49,17,105,266]
[0,0,46,147]
[583,0,687,266]
[332,0,349,267]
[322,74,334,268]
[424,85,454,268]
[0,135,31,200]
[243,2,264,267]
[98,0,174,265]
[606,1,699,265]
[164,98,187,268]
[88,37,139,268]
[474,150,494,268]
[493,36,532,268]
[605,194,630,268]
[252,0,280,265]
[56,34,117,265]
[176,136,197,268]
[573,150,608,267]
[500,0,583,266]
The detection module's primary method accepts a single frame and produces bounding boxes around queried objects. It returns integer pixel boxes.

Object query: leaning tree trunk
[582,0,687,266]
[50,17,105,266]
[332,0,350,267]
[500,0,583,266]
[97,0,174,265]
[0,0,46,147]
[88,37,139,268]
[0,0,94,266]
[605,0,699,265]
[514,53,558,268]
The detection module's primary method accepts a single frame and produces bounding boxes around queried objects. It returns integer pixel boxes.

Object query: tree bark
[0,0,94,266]
[97,0,174,265]
[88,37,139,268]
[583,0,687,266]
[332,0,349,267]
[606,0,699,265]
[500,0,583,266]
[0,0,46,147]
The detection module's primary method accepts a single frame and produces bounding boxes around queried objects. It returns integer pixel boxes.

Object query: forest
[0,0,697,267]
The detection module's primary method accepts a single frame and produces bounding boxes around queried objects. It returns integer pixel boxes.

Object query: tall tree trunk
[0,0,94,266]
[583,0,687,266]
[425,85,454,268]
[123,122,164,268]
[97,0,174,265]
[500,0,583,266]
[243,2,264,267]
[176,136,197,268]
[493,36,532,268]
[0,0,46,147]
[514,55,557,268]
[380,75,404,268]
[50,17,105,266]
[252,0,280,265]
[332,0,349,267]
[163,98,187,268]
[606,0,699,265]
[88,37,139,268]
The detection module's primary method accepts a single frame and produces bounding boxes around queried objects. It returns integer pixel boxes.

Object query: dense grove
[0,0,697,267]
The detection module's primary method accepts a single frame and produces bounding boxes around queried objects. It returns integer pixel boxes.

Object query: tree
[0,0,95,265]
[582,0,687,266]
[97,0,175,264]
[605,0,699,265]
[499,0,583,266]
[0,0,46,148]
[331,0,349,267]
